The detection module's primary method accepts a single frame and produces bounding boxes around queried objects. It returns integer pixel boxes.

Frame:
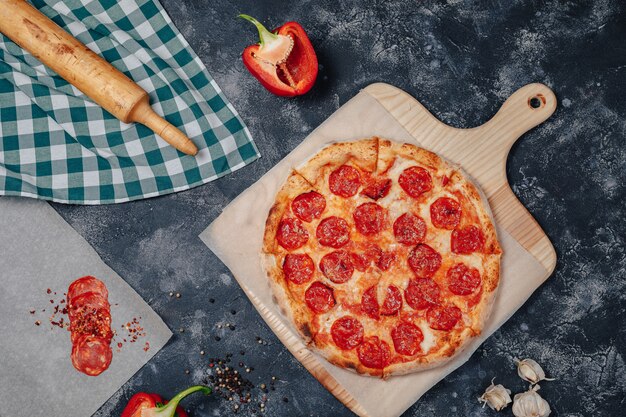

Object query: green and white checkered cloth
[0,0,259,204]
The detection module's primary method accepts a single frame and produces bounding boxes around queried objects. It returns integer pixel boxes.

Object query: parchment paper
[0,198,172,417]
[199,91,550,417]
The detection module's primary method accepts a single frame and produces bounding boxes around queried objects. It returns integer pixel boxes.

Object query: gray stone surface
[51,1,625,415]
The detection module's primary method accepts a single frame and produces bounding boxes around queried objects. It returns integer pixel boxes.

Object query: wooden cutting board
[200,82,557,417]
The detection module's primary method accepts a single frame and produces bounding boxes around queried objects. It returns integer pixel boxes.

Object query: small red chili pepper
[120,385,211,417]
[239,14,318,97]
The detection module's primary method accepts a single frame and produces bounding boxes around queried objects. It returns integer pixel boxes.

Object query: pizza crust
[262,138,502,378]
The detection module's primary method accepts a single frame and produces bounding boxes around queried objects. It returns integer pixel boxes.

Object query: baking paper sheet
[0,197,172,417]
[199,91,550,417]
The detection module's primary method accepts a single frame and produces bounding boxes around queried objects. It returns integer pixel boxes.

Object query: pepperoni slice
[276,217,309,250]
[67,276,108,301]
[451,225,485,254]
[399,166,433,198]
[291,191,326,222]
[329,165,361,198]
[407,244,442,278]
[427,305,462,330]
[361,286,380,320]
[351,253,370,272]
[70,308,112,343]
[391,322,424,356]
[376,251,395,271]
[68,292,110,318]
[447,263,481,295]
[353,203,386,235]
[361,178,392,200]
[304,282,335,313]
[357,337,391,369]
[365,245,383,264]
[380,285,402,315]
[404,278,440,310]
[283,254,315,284]
[316,217,350,248]
[393,213,427,245]
[430,197,461,230]
[331,316,364,350]
[70,334,113,376]
[320,250,354,283]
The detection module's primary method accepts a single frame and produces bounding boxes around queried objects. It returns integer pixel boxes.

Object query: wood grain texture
[0,0,198,155]
[364,82,557,272]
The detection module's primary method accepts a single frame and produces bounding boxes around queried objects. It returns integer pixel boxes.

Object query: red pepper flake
[46,289,51,294]
[29,310,35,315]
[143,342,150,352]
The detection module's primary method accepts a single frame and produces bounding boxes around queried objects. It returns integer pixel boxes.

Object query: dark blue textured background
[52,1,626,416]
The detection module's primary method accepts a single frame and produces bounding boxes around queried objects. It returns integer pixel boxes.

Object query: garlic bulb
[516,358,555,385]
[478,378,512,411]
[512,385,551,417]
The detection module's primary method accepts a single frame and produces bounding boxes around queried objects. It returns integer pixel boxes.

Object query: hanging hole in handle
[528,94,546,109]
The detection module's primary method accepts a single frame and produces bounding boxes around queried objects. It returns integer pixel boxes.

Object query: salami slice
[329,165,361,198]
[380,285,403,315]
[353,203,386,235]
[361,285,402,319]
[283,254,315,284]
[391,322,424,356]
[361,286,380,320]
[67,276,108,301]
[430,197,461,230]
[399,166,433,198]
[320,251,354,283]
[447,263,481,295]
[276,217,309,250]
[70,334,113,376]
[304,282,335,313]
[360,178,392,200]
[68,292,110,319]
[404,278,440,310]
[427,305,462,331]
[351,253,370,272]
[407,244,442,278]
[316,216,350,248]
[69,304,112,343]
[331,316,364,350]
[393,213,427,245]
[357,336,391,369]
[376,251,395,271]
[451,225,485,254]
[291,191,326,222]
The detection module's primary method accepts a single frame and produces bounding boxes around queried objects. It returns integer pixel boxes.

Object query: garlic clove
[516,358,555,385]
[478,378,512,411]
[512,385,551,417]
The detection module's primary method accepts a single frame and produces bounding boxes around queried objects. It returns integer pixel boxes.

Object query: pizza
[262,137,501,377]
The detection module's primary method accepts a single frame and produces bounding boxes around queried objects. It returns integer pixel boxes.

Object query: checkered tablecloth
[0,0,259,204]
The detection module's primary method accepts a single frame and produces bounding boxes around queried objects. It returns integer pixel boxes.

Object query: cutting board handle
[477,83,557,157]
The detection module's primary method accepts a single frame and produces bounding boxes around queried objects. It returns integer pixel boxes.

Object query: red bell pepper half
[239,14,318,97]
[120,385,211,417]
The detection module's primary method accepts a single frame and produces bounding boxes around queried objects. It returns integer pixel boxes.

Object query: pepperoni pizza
[262,138,501,377]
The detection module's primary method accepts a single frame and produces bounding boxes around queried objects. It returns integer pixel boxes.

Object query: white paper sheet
[0,197,172,417]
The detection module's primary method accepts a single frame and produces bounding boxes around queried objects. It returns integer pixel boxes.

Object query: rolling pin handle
[131,99,199,156]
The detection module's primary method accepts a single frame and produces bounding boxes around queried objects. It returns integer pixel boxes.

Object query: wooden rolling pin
[0,0,198,155]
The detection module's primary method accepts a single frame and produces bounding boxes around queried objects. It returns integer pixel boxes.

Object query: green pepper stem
[153,386,211,417]
[238,14,278,47]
